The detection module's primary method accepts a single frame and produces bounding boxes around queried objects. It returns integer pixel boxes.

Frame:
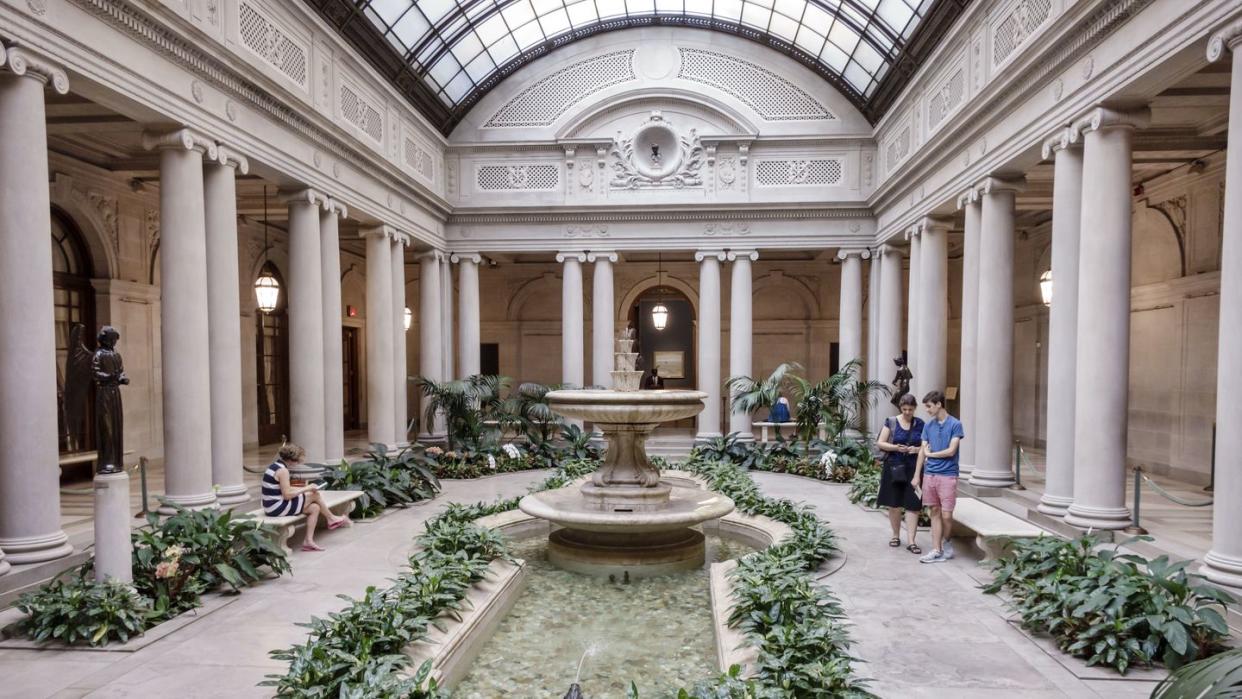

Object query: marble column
[1204,24,1242,587]
[588,252,618,388]
[696,251,726,440]
[144,129,220,512]
[391,233,409,444]
[203,147,250,504]
[905,227,921,390]
[418,251,446,439]
[558,252,587,389]
[363,227,395,446]
[1038,128,1084,517]
[867,252,883,435]
[728,250,758,440]
[1064,108,1148,529]
[877,245,905,408]
[440,257,454,380]
[956,188,982,476]
[837,249,867,371]
[917,218,950,394]
[320,201,347,462]
[285,190,327,462]
[0,48,74,562]
[971,177,1025,489]
[453,253,482,377]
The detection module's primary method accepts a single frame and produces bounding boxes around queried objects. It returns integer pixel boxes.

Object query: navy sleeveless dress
[261,461,306,516]
[876,416,924,511]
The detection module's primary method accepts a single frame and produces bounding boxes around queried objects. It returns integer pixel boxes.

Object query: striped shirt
[261,461,305,516]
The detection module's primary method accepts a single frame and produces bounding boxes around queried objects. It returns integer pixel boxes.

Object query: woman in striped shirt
[262,443,349,551]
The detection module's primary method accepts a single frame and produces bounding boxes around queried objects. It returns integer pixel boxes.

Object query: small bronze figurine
[650,143,661,164]
[890,354,912,408]
[93,326,129,474]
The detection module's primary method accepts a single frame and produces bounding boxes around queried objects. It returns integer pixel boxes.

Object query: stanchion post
[135,456,150,518]
[1010,440,1026,490]
[1206,422,1215,493]
[1125,465,1148,535]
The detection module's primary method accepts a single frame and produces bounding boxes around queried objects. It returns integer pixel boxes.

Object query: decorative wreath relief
[609,111,703,189]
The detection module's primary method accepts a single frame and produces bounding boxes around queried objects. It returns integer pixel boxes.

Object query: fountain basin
[519,484,734,533]
[545,388,708,425]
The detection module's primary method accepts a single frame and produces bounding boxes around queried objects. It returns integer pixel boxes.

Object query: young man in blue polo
[911,390,964,564]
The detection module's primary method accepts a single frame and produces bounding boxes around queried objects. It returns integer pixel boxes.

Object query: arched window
[255,262,290,445]
[51,208,97,457]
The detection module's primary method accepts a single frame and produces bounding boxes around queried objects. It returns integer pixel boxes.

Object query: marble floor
[0,469,1183,698]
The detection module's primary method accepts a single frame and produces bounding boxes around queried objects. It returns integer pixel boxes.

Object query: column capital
[979,176,1026,195]
[904,225,921,241]
[1,46,69,94]
[360,224,398,242]
[836,248,871,260]
[920,217,953,235]
[726,249,758,262]
[324,198,349,220]
[1074,106,1151,136]
[1207,19,1242,61]
[142,128,218,159]
[695,249,727,262]
[451,252,482,264]
[1041,126,1081,160]
[279,188,331,210]
[587,251,618,263]
[418,249,446,263]
[956,186,980,209]
[211,145,250,174]
[556,251,588,263]
[877,243,903,257]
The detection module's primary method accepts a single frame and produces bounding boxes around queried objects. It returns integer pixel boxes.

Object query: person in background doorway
[644,367,666,389]
[912,390,964,564]
[876,393,924,554]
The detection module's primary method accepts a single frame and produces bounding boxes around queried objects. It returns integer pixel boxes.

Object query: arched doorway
[51,208,97,471]
[255,262,290,445]
[629,284,696,428]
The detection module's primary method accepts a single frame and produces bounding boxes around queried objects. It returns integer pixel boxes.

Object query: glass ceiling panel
[355,0,935,110]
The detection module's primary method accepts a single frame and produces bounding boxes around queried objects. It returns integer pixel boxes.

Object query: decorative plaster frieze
[564,225,609,239]
[609,112,703,189]
[2,47,69,94]
[1073,106,1151,135]
[704,222,750,237]
[142,128,218,158]
[675,48,835,121]
[450,208,871,225]
[1207,19,1242,60]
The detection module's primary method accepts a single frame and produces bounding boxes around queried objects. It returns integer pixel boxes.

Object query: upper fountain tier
[545,388,706,425]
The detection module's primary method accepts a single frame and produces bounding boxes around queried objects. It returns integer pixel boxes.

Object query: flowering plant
[425,446,443,457]
[502,443,522,459]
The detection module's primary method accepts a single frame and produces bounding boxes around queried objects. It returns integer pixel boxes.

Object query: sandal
[328,517,351,531]
[889,537,901,547]
[301,543,325,552]
[906,544,922,554]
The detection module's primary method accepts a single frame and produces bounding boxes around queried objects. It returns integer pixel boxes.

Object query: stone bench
[246,490,365,553]
[951,497,1049,561]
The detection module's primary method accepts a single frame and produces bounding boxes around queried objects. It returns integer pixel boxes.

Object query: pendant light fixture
[254,185,280,313]
[1039,269,1053,306]
[651,251,670,331]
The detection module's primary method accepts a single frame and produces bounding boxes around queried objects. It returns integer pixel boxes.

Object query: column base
[1201,550,1242,589]
[158,491,219,515]
[693,432,722,443]
[958,462,975,477]
[0,530,74,565]
[214,483,251,505]
[1036,493,1073,517]
[0,547,9,576]
[1063,503,1131,530]
[732,432,755,443]
[969,468,1015,488]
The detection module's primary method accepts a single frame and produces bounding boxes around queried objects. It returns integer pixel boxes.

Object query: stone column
[453,253,482,377]
[284,190,327,462]
[440,257,454,380]
[877,245,904,407]
[0,48,73,562]
[971,177,1025,489]
[696,251,726,440]
[418,251,446,439]
[1038,128,1084,517]
[837,249,868,371]
[956,188,982,475]
[391,233,409,444]
[917,218,950,394]
[1064,107,1149,530]
[867,252,882,435]
[363,227,395,446]
[728,250,758,439]
[1205,24,1242,587]
[143,128,220,513]
[320,201,347,462]
[905,227,921,389]
[203,147,250,504]
[558,252,587,389]
[589,252,618,388]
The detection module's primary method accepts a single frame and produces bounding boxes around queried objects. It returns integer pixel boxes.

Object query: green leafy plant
[984,534,1235,673]
[788,359,888,450]
[321,444,440,517]
[1151,647,1242,698]
[846,461,881,509]
[726,362,803,421]
[13,569,152,646]
[412,374,513,451]
[690,433,751,465]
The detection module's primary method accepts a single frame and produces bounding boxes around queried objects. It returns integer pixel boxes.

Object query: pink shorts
[921,474,958,511]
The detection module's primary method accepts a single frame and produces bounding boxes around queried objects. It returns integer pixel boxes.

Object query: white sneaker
[942,541,955,560]
[920,549,946,564]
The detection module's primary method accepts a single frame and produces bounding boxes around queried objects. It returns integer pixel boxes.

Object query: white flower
[818,450,838,467]
[502,443,521,459]
[487,454,497,471]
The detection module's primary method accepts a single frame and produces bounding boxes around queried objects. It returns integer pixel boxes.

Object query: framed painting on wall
[653,351,685,379]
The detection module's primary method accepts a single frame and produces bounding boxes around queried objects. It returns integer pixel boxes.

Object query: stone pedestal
[93,471,133,584]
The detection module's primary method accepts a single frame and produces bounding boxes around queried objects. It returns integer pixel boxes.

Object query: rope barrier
[1138,471,1213,508]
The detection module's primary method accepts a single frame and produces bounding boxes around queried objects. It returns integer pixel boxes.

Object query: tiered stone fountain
[519,328,735,577]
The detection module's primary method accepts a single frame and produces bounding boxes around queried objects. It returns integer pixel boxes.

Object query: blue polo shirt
[922,415,964,476]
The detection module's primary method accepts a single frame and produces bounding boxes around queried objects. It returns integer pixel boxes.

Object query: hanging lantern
[404,306,413,331]
[1039,270,1053,306]
[254,270,280,313]
[651,302,669,331]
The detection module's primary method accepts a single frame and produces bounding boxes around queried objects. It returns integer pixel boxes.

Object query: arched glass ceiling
[359,0,935,110]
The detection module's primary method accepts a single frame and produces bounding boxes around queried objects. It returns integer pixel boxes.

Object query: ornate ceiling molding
[449,207,871,225]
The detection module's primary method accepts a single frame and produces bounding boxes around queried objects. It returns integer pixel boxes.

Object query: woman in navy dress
[261,443,350,551]
[876,394,925,554]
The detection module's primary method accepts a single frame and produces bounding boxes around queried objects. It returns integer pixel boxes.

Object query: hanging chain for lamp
[254,184,280,313]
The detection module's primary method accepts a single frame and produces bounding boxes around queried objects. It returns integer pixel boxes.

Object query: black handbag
[885,418,918,485]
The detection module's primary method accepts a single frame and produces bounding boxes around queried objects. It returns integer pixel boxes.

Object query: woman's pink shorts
[921,474,958,511]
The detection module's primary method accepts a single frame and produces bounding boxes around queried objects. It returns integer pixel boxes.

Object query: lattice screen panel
[340,84,383,143]
[754,159,843,186]
[993,0,1052,65]
[677,49,835,121]
[477,165,560,191]
[238,1,308,86]
[485,51,636,128]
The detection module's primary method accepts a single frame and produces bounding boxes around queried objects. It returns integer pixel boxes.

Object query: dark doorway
[255,262,290,445]
[342,326,361,431]
[480,343,500,376]
[52,208,97,479]
[829,342,840,377]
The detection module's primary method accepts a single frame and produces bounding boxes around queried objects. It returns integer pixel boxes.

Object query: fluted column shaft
[1038,131,1084,517]
[418,252,445,439]
[454,253,482,377]
[906,230,921,388]
[837,250,866,371]
[589,252,617,388]
[971,178,1023,488]
[1065,109,1148,529]
[728,250,757,439]
[440,257,454,380]
[917,219,950,394]
[877,245,905,406]
[364,229,395,445]
[697,251,726,439]
[204,150,249,504]
[320,203,346,462]
[391,235,408,444]
[286,192,327,461]
[0,51,73,562]
[1205,28,1242,587]
[957,190,982,474]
